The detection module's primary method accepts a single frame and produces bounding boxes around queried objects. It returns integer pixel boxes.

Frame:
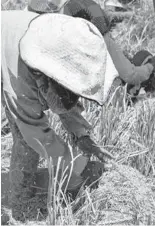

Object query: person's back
[2,11,38,79]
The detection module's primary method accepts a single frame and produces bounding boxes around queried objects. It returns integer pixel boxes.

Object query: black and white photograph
[1,0,155,225]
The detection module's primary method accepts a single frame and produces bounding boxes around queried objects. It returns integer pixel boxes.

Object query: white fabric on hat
[103,51,118,101]
[20,13,118,105]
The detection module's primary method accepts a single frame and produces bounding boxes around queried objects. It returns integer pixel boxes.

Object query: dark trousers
[5,107,40,221]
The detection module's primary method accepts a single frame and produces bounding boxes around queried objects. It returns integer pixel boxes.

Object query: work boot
[34,167,83,194]
[34,160,105,199]
[81,161,105,189]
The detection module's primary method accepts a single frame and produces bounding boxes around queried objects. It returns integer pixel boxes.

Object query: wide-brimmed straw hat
[28,0,68,13]
[20,13,118,105]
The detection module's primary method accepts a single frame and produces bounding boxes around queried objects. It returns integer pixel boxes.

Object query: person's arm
[2,60,71,169]
[34,78,91,175]
[59,102,92,138]
[104,33,154,85]
[64,0,154,85]
[59,102,114,162]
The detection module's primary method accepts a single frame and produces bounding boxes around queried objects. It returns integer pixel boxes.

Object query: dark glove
[129,51,155,94]
[141,56,155,91]
[77,136,114,163]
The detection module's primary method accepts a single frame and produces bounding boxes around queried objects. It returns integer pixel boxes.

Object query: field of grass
[1,0,155,225]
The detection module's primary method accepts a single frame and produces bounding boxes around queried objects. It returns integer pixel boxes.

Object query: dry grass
[77,164,155,225]
[1,0,155,225]
[111,0,155,57]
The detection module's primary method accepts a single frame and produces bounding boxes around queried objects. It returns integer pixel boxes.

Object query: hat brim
[20,14,118,105]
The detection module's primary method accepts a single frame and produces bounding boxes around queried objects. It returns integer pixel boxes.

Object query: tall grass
[111,0,155,57]
[1,0,155,225]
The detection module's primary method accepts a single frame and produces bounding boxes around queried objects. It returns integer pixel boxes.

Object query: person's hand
[76,136,114,163]
[143,56,155,91]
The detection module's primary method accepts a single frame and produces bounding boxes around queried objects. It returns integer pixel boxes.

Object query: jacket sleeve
[104,33,154,85]
[2,57,69,166]
[34,75,92,138]
[59,102,92,139]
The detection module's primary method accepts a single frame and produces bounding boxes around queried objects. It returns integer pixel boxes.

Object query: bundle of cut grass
[76,163,155,225]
